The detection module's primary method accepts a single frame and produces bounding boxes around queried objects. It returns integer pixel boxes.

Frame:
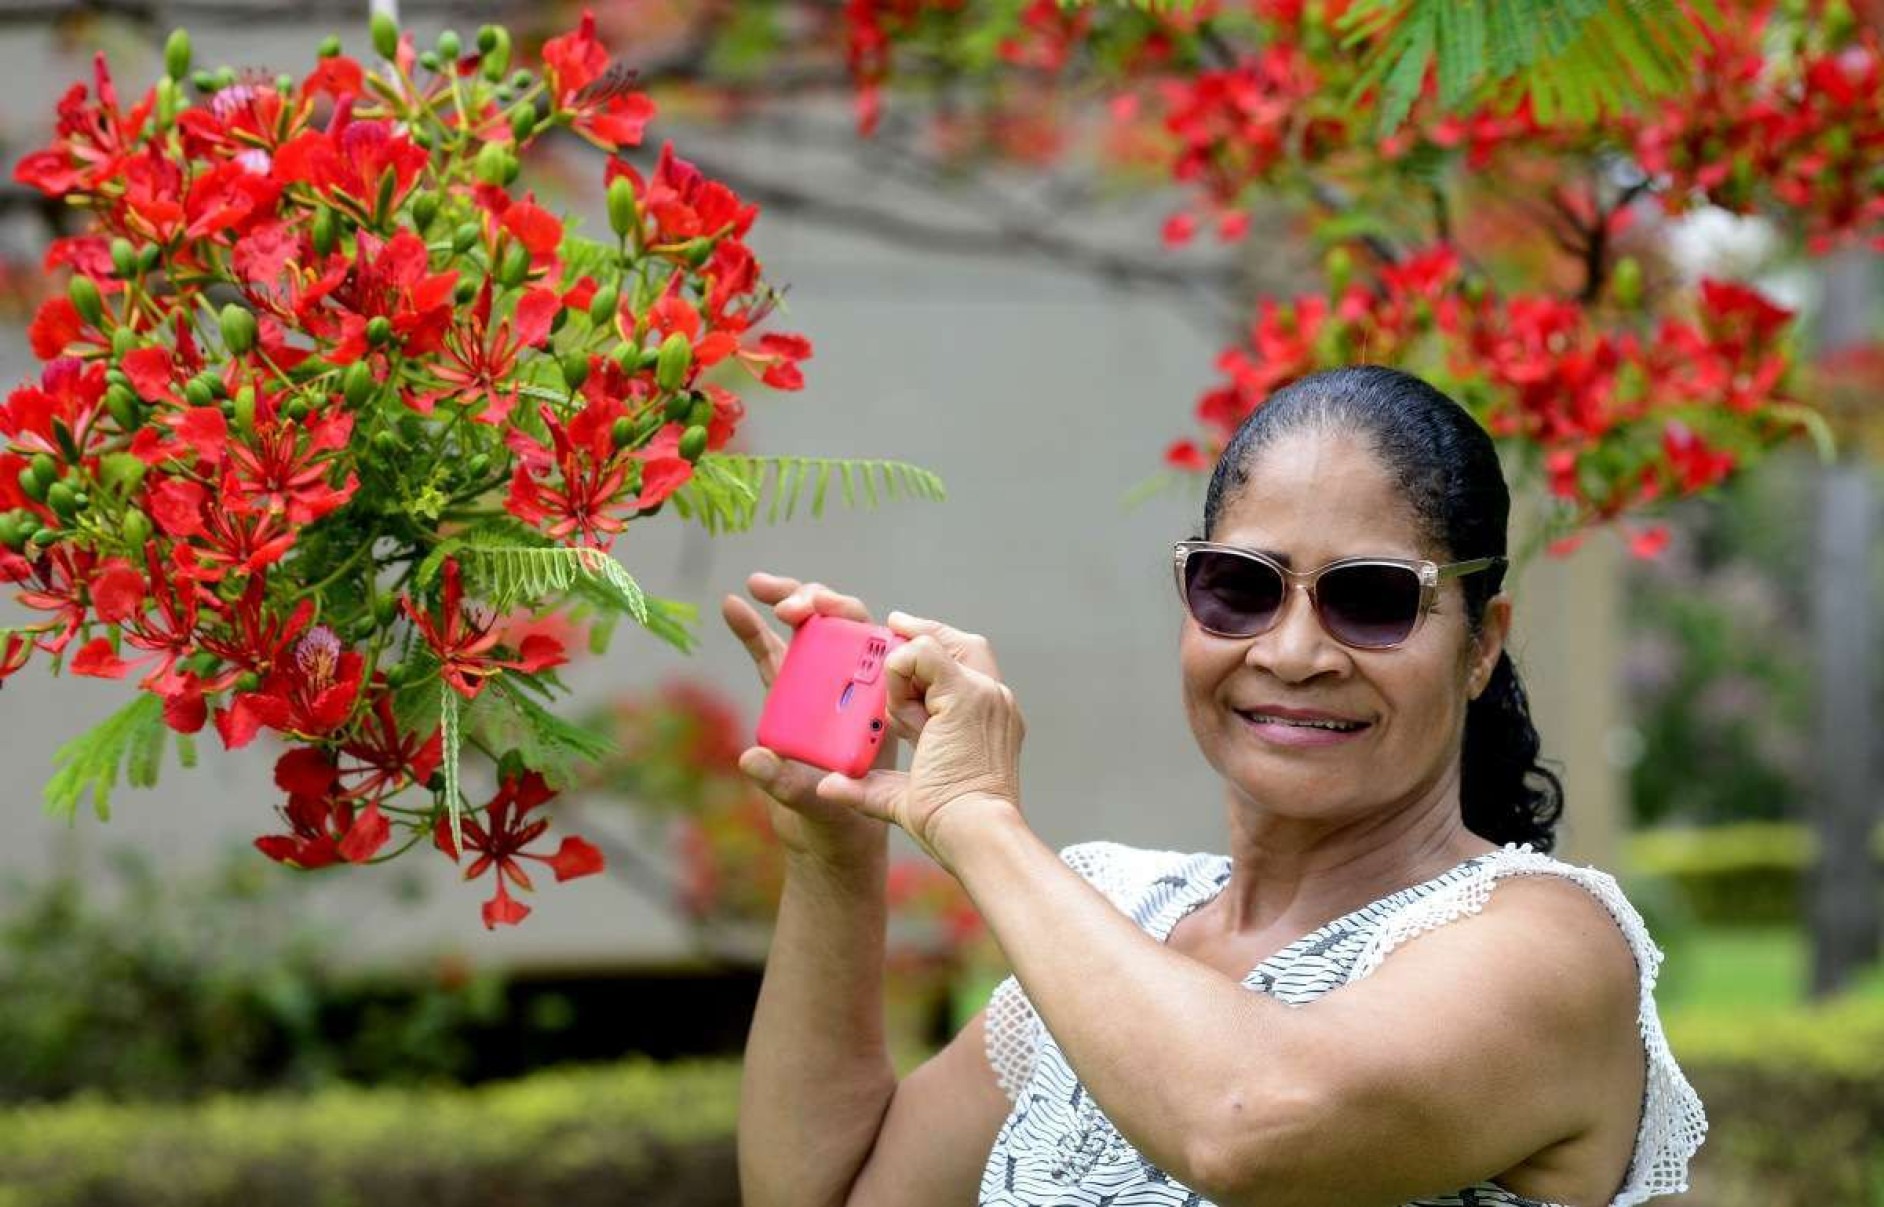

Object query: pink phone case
[757,614,908,779]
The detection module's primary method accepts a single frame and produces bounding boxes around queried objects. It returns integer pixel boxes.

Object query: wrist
[929,794,1025,874]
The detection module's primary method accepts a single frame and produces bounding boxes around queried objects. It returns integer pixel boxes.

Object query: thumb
[816,767,907,826]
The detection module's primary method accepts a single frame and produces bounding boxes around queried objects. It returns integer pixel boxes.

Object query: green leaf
[466,676,618,790]
[455,544,650,626]
[668,456,945,534]
[440,685,463,855]
[44,694,170,822]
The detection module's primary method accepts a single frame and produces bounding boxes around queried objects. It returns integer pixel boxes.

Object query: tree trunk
[1807,250,1881,998]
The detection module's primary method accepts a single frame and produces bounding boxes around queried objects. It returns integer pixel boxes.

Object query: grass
[1660,924,1884,1015]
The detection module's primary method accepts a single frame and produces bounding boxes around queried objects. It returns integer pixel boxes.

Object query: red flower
[274,117,429,223]
[435,769,604,927]
[254,747,389,869]
[541,10,658,150]
[216,624,365,748]
[340,687,443,801]
[11,53,153,197]
[504,398,639,547]
[413,280,558,421]
[220,408,358,525]
[401,559,566,700]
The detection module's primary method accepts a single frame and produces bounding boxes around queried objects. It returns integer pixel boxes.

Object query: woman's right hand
[721,571,897,866]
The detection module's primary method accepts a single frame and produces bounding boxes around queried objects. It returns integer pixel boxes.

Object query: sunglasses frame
[1172,540,1507,650]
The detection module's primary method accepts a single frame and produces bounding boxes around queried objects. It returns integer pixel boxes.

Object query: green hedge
[4,1000,1882,1207]
[1669,995,1884,1206]
[0,1057,742,1207]
[1627,822,1884,927]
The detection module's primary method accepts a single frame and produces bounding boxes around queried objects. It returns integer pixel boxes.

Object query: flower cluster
[1167,246,1805,547]
[1626,2,1884,252]
[1,13,812,926]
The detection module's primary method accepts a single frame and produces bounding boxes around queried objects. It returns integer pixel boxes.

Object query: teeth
[1246,713,1362,732]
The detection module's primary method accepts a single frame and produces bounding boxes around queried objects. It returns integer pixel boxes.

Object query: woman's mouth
[1235,710,1371,747]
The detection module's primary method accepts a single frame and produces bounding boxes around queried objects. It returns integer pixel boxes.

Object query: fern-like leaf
[440,684,464,856]
[670,455,947,534]
[44,693,171,822]
[1341,0,1709,132]
[465,675,619,789]
[455,545,650,625]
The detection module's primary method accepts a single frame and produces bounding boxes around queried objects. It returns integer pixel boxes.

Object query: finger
[739,745,827,801]
[775,581,872,628]
[721,594,789,687]
[885,611,1001,677]
[885,634,965,702]
[814,766,908,827]
[745,571,803,605]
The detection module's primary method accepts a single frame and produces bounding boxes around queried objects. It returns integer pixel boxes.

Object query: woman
[724,366,1706,1207]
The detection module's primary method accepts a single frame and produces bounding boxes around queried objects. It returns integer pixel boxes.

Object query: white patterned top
[979,840,1707,1207]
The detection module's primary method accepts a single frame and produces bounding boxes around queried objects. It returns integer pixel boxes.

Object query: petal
[545,835,604,881]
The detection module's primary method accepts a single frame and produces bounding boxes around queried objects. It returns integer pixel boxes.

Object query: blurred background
[0,2,1879,1205]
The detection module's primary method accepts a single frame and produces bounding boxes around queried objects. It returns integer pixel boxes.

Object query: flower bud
[560,352,589,390]
[219,303,257,355]
[213,66,236,90]
[1611,256,1644,309]
[155,77,181,128]
[587,285,618,327]
[164,28,192,82]
[607,177,638,239]
[480,27,513,80]
[495,241,532,289]
[366,316,393,346]
[46,482,79,521]
[184,377,215,408]
[121,508,152,549]
[31,526,61,549]
[473,141,512,186]
[110,327,138,360]
[509,103,537,142]
[411,190,439,232]
[276,73,295,95]
[68,276,103,326]
[679,425,709,462]
[373,593,399,627]
[17,468,46,504]
[285,397,311,422]
[0,516,20,553]
[232,386,256,434]
[451,221,481,254]
[312,208,339,256]
[418,51,441,73]
[370,10,400,60]
[342,361,376,408]
[318,34,342,59]
[29,454,57,490]
[106,385,139,430]
[437,29,462,61]
[663,391,693,423]
[110,238,137,280]
[655,332,692,392]
[465,453,492,478]
[235,671,263,694]
[190,69,217,94]
[138,244,161,274]
[611,416,636,450]
[686,396,714,429]
[454,278,478,305]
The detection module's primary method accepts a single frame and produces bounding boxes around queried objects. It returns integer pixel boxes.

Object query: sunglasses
[1173,540,1506,651]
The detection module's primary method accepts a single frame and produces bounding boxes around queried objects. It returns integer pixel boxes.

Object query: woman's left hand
[812,611,1025,871]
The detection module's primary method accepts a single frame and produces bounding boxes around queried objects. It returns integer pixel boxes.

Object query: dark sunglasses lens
[1318,563,1422,648]
[1185,551,1283,636]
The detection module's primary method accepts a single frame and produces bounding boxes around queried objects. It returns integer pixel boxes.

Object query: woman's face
[1179,427,1509,830]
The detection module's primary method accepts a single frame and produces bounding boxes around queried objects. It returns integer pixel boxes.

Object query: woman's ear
[1469,593,1514,700]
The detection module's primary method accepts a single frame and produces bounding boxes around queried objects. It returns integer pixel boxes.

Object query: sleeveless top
[978,841,1708,1207]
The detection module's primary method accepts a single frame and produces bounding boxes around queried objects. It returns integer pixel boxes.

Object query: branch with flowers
[0,12,941,928]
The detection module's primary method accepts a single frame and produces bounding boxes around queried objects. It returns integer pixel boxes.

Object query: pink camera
[757,614,909,778]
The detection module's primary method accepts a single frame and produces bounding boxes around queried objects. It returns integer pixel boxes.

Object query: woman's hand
[812,612,1025,873]
[721,572,899,866]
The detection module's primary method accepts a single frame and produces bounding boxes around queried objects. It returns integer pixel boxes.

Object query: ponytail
[1460,650,1563,852]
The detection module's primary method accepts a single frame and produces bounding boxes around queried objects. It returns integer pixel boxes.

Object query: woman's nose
[1244,583,1345,680]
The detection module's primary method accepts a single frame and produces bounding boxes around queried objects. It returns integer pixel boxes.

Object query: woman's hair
[1198,364,1564,853]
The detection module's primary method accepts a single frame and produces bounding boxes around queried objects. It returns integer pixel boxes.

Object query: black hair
[1198,364,1564,853]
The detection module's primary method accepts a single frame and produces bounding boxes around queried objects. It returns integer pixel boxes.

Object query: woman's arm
[942,810,1641,1207]
[738,843,1016,1207]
